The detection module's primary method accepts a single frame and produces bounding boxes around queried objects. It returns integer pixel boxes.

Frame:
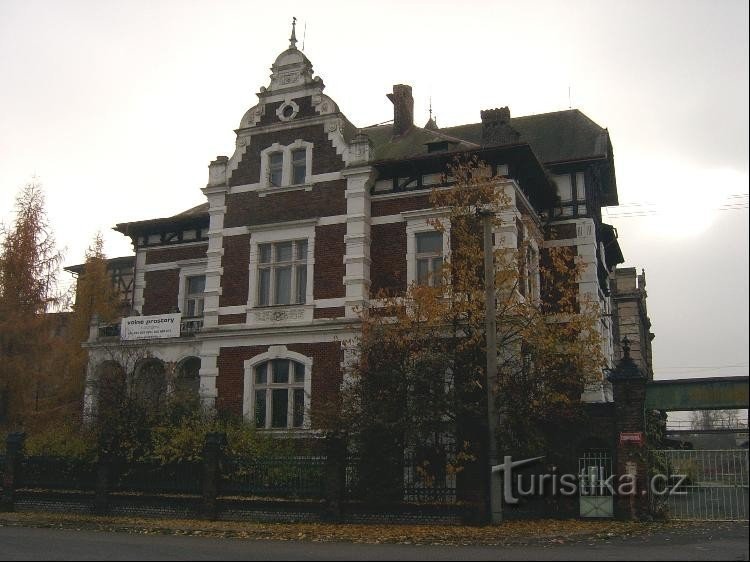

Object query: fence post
[323,432,346,521]
[1,432,26,512]
[94,452,111,515]
[202,432,226,520]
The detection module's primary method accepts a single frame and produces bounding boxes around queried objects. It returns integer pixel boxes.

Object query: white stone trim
[314,297,346,308]
[218,305,248,315]
[371,213,404,225]
[221,226,250,237]
[132,249,147,313]
[203,188,227,328]
[342,166,374,316]
[198,342,220,408]
[229,171,343,195]
[275,99,300,122]
[242,345,313,429]
[317,214,347,226]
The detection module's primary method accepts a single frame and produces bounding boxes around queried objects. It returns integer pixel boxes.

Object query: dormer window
[269,152,284,186]
[291,148,306,185]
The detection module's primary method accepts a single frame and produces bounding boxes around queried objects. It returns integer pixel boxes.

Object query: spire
[424,97,439,130]
[289,17,298,49]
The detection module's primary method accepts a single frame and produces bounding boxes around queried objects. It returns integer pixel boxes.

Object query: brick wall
[313,307,345,319]
[372,194,431,217]
[229,124,344,187]
[218,314,246,325]
[224,181,346,228]
[220,235,250,307]
[314,224,345,300]
[145,244,208,265]
[370,223,407,295]
[142,270,179,315]
[216,342,342,422]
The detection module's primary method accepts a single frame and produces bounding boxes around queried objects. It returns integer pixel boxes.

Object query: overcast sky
[1,0,748,381]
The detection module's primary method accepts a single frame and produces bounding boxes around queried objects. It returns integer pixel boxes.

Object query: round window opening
[282,105,295,119]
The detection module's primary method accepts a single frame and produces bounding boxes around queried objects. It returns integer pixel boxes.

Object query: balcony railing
[180,318,203,336]
[97,323,121,339]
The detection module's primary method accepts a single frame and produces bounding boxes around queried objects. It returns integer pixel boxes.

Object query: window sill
[256,183,313,198]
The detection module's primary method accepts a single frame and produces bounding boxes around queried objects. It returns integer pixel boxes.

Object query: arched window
[252,359,307,429]
[132,358,167,411]
[175,356,201,396]
[94,360,126,419]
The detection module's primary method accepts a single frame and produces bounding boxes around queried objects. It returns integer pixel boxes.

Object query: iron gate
[656,449,748,521]
[579,451,614,518]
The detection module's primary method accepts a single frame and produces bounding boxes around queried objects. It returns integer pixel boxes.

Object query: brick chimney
[387,84,414,137]
[480,107,520,146]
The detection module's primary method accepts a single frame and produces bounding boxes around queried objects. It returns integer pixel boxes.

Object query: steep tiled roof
[364,124,479,163]
[442,109,610,164]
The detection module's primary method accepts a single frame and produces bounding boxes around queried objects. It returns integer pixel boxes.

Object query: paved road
[0,524,747,561]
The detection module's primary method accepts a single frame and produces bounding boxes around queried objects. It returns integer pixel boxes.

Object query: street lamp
[477,207,502,524]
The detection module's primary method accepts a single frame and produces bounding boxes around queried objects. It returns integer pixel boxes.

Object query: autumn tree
[338,157,604,500]
[60,233,121,413]
[0,180,64,428]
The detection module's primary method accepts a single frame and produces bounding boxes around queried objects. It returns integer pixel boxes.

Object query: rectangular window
[257,240,308,306]
[576,172,586,201]
[269,152,283,186]
[185,275,205,318]
[292,149,306,185]
[416,231,444,287]
[554,174,573,202]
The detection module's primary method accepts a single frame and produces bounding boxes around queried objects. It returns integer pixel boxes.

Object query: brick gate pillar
[1,432,25,512]
[607,337,649,520]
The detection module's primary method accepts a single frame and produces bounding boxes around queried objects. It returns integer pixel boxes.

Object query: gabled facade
[81,26,644,428]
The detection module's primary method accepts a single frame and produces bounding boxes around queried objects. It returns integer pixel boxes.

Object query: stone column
[1,432,25,512]
[607,338,649,520]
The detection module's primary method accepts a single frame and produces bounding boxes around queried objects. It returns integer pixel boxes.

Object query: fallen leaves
[0,512,727,547]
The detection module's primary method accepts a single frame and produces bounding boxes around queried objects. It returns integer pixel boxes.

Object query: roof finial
[429,97,433,121]
[289,17,298,49]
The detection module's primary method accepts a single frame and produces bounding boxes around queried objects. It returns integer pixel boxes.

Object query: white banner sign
[121,313,181,340]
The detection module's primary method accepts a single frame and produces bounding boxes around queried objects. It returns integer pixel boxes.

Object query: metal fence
[19,456,97,491]
[403,450,457,504]
[220,456,326,499]
[112,461,202,495]
[345,450,459,504]
[656,449,748,521]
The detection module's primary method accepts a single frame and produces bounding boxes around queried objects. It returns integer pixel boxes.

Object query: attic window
[427,141,451,153]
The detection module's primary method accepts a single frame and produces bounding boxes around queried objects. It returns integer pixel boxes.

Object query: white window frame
[247,220,316,317]
[243,346,313,430]
[259,140,313,192]
[177,261,208,317]
[404,210,451,287]
[414,231,444,287]
[256,239,308,306]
